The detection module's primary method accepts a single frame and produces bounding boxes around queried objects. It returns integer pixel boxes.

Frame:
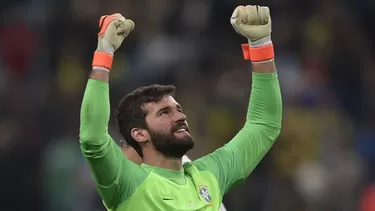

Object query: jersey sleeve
[193,72,282,196]
[79,79,148,209]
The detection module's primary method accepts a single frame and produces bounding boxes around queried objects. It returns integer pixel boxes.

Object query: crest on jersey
[199,185,211,202]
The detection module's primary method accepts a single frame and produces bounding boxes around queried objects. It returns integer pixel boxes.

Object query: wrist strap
[241,44,251,60]
[92,51,113,70]
[241,43,274,63]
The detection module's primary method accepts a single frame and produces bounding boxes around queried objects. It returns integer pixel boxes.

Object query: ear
[130,128,149,144]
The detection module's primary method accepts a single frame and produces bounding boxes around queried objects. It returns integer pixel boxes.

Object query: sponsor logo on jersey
[199,185,211,202]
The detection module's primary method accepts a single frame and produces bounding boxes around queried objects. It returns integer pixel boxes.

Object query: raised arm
[79,14,146,208]
[193,5,282,196]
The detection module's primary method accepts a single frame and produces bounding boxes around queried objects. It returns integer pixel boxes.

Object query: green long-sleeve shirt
[79,72,282,211]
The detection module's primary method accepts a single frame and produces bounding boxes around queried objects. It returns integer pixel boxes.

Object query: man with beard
[120,141,227,211]
[80,5,282,211]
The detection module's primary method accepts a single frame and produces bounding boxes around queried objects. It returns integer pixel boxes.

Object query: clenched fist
[96,13,135,55]
[231,5,271,47]
[92,13,134,72]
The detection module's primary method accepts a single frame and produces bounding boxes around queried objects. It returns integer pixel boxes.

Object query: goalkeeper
[120,141,227,211]
[80,5,282,211]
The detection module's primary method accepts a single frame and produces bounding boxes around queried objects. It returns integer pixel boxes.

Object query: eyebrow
[156,104,182,115]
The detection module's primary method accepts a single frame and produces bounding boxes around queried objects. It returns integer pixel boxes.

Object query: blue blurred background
[1,0,375,210]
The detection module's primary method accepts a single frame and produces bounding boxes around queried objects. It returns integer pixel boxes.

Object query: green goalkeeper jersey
[79,72,282,211]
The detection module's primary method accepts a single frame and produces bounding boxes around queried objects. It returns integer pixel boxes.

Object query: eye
[160,110,169,116]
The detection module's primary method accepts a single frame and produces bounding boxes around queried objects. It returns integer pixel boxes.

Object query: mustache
[171,121,189,133]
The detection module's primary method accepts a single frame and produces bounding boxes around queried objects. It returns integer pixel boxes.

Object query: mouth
[176,128,188,133]
[175,125,189,134]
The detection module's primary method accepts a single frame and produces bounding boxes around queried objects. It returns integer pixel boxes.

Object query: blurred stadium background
[1,0,375,210]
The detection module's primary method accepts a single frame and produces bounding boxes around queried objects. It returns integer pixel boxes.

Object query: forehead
[143,95,179,114]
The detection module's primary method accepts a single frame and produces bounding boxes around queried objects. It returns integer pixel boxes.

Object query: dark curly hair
[116,84,176,157]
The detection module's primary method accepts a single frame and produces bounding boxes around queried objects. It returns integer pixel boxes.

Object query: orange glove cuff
[241,43,274,62]
[92,51,113,70]
[241,44,250,60]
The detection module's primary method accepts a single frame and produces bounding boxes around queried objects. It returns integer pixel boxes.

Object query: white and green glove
[92,13,135,72]
[230,5,274,63]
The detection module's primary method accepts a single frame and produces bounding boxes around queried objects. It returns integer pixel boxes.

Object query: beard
[148,124,195,158]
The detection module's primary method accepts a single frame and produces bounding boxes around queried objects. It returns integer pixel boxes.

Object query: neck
[142,149,182,171]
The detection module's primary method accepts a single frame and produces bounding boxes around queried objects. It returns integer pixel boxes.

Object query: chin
[158,139,194,158]
[150,131,195,158]
[177,137,195,148]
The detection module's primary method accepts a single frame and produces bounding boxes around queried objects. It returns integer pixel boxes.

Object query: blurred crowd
[1,0,375,210]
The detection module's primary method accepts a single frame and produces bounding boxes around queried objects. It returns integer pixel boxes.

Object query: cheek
[157,125,172,134]
[149,119,173,133]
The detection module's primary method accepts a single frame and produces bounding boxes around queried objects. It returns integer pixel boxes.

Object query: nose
[174,111,187,123]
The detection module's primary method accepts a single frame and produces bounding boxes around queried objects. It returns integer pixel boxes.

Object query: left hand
[230,5,272,46]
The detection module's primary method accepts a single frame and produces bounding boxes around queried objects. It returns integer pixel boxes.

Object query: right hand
[96,13,135,55]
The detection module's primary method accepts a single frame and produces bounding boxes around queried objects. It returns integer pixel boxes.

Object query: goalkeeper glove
[230,5,274,63]
[92,13,135,72]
